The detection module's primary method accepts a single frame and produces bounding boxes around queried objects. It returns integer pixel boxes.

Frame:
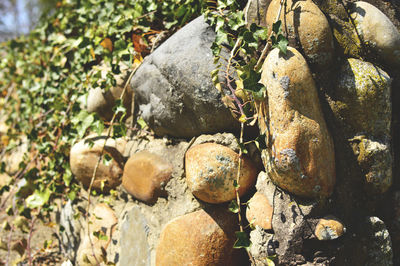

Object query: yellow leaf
[100,38,113,52]
[239,114,247,123]
[1,135,9,147]
[90,48,95,59]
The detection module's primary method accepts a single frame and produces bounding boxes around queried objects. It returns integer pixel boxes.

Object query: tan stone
[156,208,237,266]
[315,215,346,240]
[246,192,273,230]
[70,135,126,191]
[351,1,400,67]
[3,136,28,175]
[122,151,173,203]
[260,47,335,198]
[266,0,334,68]
[185,143,258,204]
[76,203,118,265]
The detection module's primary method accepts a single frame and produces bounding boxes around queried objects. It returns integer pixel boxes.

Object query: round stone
[122,151,173,203]
[156,208,237,265]
[315,215,346,240]
[185,143,258,204]
[246,192,273,230]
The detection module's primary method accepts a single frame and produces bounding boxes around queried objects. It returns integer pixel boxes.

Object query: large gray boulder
[130,16,238,138]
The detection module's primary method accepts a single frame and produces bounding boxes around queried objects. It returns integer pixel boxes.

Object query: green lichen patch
[334,58,391,138]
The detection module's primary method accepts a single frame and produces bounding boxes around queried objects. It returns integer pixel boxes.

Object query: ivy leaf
[26,189,51,209]
[137,117,147,129]
[78,113,94,139]
[272,20,282,34]
[276,34,288,54]
[93,230,108,241]
[228,200,239,213]
[233,231,251,250]
[266,256,276,266]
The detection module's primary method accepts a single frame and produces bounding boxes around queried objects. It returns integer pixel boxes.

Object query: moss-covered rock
[317,0,363,59]
[349,136,392,193]
[330,58,391,138]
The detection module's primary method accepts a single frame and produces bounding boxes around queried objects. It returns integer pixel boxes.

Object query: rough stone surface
[266,0,335,69]
[249,226,274,265]
[246,192,273,230]
[361,217,393,266]
[254,171,317,265]
[333,58,392,138]
[155,208,238,266]
[350,1,400,67]
[326,58,393,194]
[260,47,335,198]
[122,151,173,203]
[245,0,271,27]
[86,62,133,120]
[315,215,346,240]
[185,143,258,204]
[76,203,118,265]
[70,135,126,191]
[131,16,238,138]
[59,200,82,262]
[119,207,151,266]
[113,135,202,264]
[349,136,392,193]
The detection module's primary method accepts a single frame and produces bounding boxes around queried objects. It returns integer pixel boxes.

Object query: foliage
[0,0,203,262]
[205,0,287,262]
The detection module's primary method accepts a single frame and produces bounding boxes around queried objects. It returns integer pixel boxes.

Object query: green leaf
[137,117,147,129]
[26,189,51,209]
[266,257,276,266]
[93,230,108,241]
[276,34,288,54]
[233,180,240,189]
[228,200,239,213]
[272,20,282,34]
[233,231,251,249]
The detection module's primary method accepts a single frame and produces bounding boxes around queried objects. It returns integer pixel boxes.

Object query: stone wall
[62,1,400,265]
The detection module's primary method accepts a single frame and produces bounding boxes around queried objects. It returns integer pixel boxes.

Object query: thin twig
[235,123,256,265]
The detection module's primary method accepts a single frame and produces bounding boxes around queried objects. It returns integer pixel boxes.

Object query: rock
[254,171,317,264]
[155,208,238,265]
[332,58,392,138]
[76,203,118,265]
[260,47,335,199]
[131,16,238,138]
[70,135,126,191]
[119,207,151,266]
[122,151,173,203]
[360,216,393,266]
[249,226,274,265]
[3,136,28,175]
[185,143,258,204]
[350,1,400,67]
[86,62,133,120]
[317,0,362,58]
[266,0,334,69]
[349,136,392,193]
[246,192,273,230]
[59,200,81,261]
[315,215,346,240]
[244,0,271,27]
